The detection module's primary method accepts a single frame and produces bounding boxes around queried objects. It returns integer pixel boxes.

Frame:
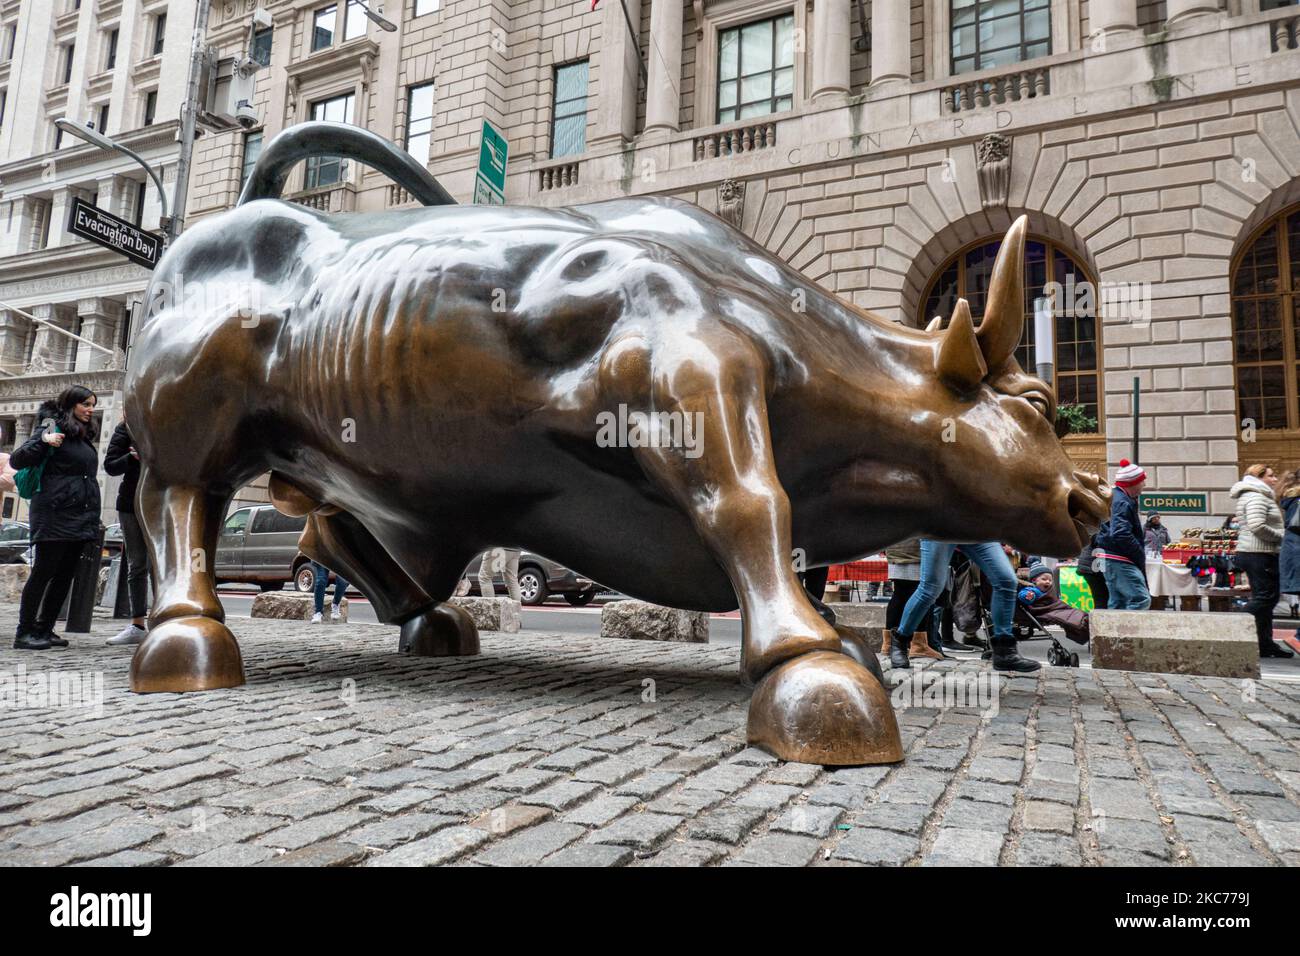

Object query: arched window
[1231,204,1300,432]
[920,236,1101,426]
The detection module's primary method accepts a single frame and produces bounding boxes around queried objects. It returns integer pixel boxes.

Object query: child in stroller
[1017,563,1090,666]
[979,563,1089,666]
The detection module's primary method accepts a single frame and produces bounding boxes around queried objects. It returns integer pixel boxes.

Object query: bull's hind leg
[130,469,243,692]
[629,329,901,766]
[297,510,479,657]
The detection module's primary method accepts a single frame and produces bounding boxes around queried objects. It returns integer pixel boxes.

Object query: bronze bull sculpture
[125,123,1109,765]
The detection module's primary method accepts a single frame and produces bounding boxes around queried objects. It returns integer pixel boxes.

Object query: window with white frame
[306,92,356,187]
[716,13,794,124]
[105,28,118,70]
[1,23,15,62]
[551,60,588,158]
[313,2,367,51]
[242,131,264,189]
[414,0,440,15]
[151,12,166,56]
[950,0,1050,75]
[406,82,435,165]
[60,42,75,85]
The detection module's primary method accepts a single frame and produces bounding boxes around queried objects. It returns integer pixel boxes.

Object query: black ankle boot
[889,630,911,669]
[1262,641,1295,658]
[991,636,1040,672]
[14,631,52,650]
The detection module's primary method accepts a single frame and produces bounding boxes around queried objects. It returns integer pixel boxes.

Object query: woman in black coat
[10,386,102,649]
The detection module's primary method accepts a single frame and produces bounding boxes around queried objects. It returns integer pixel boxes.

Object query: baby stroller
[976,577,1081,667]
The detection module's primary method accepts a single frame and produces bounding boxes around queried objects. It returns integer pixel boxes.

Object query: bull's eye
[1023,392,1052,419]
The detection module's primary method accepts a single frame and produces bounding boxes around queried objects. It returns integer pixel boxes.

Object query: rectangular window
[716,14,795,124]
[241,130,263,188]
[2,24,15,62]
[306,92,355,187]
[0,90,6,130]
[133,181,147,226]
[96,103,109,132]
[344,1,368,40]
[414,0,440,14]
[152,12,166,56]
[61,43,75,85]
[105,28,118,70]
[950,0,1050,76]
[405,82,435,165]
[31,198,52,251]
[550,60,589,158]
[251,25,273,66]
[312,5,337,51]
[143,90,157,126]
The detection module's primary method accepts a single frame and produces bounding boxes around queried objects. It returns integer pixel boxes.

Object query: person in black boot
[11,386,102,650]
[990,635,1041,672]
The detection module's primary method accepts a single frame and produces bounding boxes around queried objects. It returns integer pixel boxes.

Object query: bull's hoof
[400,603,480,657]
[130,616,245,693]
[834,624,886,687]
[747,651,903,767]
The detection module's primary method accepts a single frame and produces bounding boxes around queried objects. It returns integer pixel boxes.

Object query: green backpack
[14,424,59,500]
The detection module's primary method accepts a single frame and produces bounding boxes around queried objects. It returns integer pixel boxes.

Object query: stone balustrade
[692,120,778,162]
[537,161,581,192]
[942,64,1051,113]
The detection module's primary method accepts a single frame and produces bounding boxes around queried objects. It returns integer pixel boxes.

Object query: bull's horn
[935,298,987,393]
[925,316,943,333]
[977,215,1027,369]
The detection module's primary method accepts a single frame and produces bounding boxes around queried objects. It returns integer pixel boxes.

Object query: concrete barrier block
[448,596,521,633]
[827,602,886,651]
[1091,610,1259,679]
[251,591,349,622]
[0,563,31,603]
[600,600,708,643]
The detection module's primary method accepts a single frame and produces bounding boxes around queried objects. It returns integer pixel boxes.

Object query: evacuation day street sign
[66,196,162,269]
[474,118,508,205]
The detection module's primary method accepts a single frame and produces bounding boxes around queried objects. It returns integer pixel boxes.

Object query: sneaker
[311,612,323,624]
[107,624,148,646]
[331,606,342,622]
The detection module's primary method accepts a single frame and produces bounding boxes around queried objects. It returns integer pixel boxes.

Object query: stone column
[594,0,641,144]
[645,0,684,134]
[47,188,74,247]
[1090,0,1138,33]
[0,310,31,378]
[812,0,852,99]
[870,0,911,86]
[13,415,35,449]
[1166,0,1218,27]
[75,298,118,372]
[26,304,74,374]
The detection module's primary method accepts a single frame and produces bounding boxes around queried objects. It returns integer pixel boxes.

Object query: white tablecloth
[1146,559,1201,598]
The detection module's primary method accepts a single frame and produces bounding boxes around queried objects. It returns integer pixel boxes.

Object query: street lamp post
[54,118,173,243]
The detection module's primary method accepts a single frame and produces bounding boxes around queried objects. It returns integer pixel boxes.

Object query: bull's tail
[236,120,456,208]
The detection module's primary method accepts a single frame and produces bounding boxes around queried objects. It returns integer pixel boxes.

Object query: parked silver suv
[215,505,310,591]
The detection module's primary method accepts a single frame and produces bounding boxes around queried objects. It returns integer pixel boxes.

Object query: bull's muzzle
[1067,470,1111,545]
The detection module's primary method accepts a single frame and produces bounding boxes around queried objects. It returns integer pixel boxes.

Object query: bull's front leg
[628,333,902,766]
[129,468,244,692]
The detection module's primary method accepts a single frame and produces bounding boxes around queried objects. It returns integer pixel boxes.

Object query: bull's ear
[977,215,1027,369]
[935,298,987,394]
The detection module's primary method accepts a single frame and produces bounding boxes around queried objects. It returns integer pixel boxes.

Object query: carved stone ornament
[716,178,746,231]
[976,133,1011,210]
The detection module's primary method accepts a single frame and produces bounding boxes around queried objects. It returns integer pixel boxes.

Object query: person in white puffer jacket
[1231,464,1293,659]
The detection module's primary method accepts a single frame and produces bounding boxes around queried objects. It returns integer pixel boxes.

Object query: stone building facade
[0,0,197,525]
[188,0,1299,528]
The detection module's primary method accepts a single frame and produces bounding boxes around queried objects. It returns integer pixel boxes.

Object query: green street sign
[1138,492,1207,514]
[475,119,508,204]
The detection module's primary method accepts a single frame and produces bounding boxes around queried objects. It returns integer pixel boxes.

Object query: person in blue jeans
[1094,459,1151,610]
[890,540,1040,672]
[311,560,349,623]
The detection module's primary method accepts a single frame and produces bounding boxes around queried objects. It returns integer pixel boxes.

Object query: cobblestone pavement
[1,610,1299,867]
